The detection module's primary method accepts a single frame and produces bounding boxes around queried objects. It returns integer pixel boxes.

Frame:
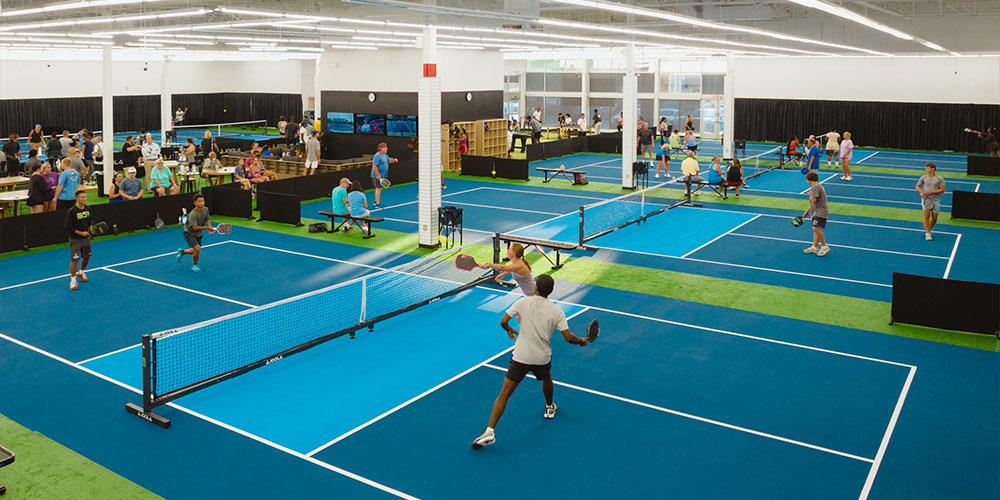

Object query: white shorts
[305,160,319,170]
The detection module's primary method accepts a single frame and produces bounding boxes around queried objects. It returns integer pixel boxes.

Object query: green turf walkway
[0,414,161,499]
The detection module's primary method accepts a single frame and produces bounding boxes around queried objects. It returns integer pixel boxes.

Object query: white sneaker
[840,175,846,180]
[846,176,852,181]
[817,245,830,257]
[544,403,558,419]
[69,278,78,290]
[470,430,495,449]
[827,160,831,165]
[654,173,659,178]
[803,246,817,254]
[926,232,932,241]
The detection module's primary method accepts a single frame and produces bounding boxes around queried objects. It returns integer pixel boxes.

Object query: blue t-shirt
[707,163,725,183]
[81,140,94,160]
[655,145,670,159]
[372,152,389,178]
[807,145,822,170]
[686,136,697,147]
[57,169,80,200]
[348,191,367,216]
[332,186,349,214]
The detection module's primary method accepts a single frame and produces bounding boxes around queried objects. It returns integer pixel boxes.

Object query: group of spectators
[2,127,103,180]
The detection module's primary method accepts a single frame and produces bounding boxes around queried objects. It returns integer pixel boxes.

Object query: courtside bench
[496,233,578,270]
[537,167,588,185]
[318,210,385,239]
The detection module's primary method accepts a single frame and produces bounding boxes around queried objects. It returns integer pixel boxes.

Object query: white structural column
[160,58,171,146]
[723,54,735,160]
[621,44,638,189]
[417,27,443,248]
[580,60,589,125]
[314,53,322,120]
[101,45,114,194]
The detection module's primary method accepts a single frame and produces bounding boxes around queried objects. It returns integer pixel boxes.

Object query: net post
[125,334,171,428]
[578,206,585,247]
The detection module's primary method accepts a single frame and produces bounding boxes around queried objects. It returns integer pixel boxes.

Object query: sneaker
[70,278,78,290]
[817,245,830,257]
[925,232,933,241]
[840,175,846,180]
[827,160,832,165]
[77,271,88,283]
[374,203,384,209]
[342,224,352,232]
[845,176,852,181]
[176,248,184,263]
[654,173,659,178]
[544,403,558,419]
[803,246,818,254]
[191,264,202,273]
[734,193,740,198]
[470,430,495,450]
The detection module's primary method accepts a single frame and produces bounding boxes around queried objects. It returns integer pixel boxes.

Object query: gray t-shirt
[185,207,210,236]
[810,183,829,218]
[918,174,945,201]
[69,156,86,173]
[120,178,143,197]
[506,296,569,365]
[59,137,74,152]
[306,137,320,162]
[638,128,655,145]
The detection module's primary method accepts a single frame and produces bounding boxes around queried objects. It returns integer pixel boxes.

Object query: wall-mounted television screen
[355,113,386,135]
[327,112,354,134]
[386,115,417,137]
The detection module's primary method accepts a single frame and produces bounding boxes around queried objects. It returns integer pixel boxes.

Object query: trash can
[95,171,106,197]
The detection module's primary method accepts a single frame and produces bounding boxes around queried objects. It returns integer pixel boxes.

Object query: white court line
[379,186,485,210]
[728,233,950,260]
[681,215,761,258]
[744,187,953,209]
[102,268,256,307]
[0,331,421,500]
[594,245,893,288]
[0,241,231,292]
[682,204,962,235]
[943,234,961,279]
[228,240,388,270]
[442,201,564,216]
[799,174,838,194]
[860,162,965,172]
[305,306,593,457]
[480,363,874,463]
[566,158,620,171]
[856,152,879,163]
[831,171,979,185]
[479,186,607,201]
[77,342,141,365]
[858,366,916,500]
[975,183,980,193]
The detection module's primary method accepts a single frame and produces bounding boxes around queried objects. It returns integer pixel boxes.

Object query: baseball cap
[127,167,136,173]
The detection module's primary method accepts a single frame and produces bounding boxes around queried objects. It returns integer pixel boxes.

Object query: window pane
[525,96,543,124]
[662,73,702,94]
[541,97,583,125]
[545,72,582,92]
[637,99,654,126]
[703,74,724,95]
[526,60,548,71]
[638,73,654,93]
[591,97,622,131]
[589,72,623,93]
[505,76,520,93]
[658,99,700,131]
[526,73,544,92]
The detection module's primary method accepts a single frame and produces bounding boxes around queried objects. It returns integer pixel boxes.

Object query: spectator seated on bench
[778,136,805,166]
[149,159,179,196]
[317,180,385,238]
[247,155,277,183]
[667,130,685,158]
[232,162,252,190]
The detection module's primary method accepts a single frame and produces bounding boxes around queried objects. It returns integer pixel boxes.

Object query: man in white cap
[119,167,145,200]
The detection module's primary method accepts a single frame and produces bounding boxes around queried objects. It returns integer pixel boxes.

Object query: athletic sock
[485,427,494,434]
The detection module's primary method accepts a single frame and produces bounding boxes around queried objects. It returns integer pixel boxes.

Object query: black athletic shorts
[812,216,827,229]
[184,232,203,248]
[506,358,551,383]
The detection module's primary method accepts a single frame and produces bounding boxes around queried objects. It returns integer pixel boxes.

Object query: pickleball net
[125,236,497,427]
[578,181,690,246]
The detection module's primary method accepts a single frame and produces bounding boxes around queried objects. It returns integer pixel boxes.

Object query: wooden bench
[775,147,804,167]
[318,210,385,239]
[537,167,587,185]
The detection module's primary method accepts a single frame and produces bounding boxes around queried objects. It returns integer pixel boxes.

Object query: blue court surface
[1,225,997,499]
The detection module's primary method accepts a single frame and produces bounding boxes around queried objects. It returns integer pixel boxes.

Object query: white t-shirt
[577,117,587,130]
[506,296,568,365]
[532,109,542,122]
[826,132,841,151]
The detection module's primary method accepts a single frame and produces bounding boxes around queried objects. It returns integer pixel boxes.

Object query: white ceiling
[0,0,996,57]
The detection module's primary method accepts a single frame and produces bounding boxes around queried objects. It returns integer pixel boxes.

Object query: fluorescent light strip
[785,0,912,40]
[544,0,889,55]
[0,8,209,32]
[0,0,169,18]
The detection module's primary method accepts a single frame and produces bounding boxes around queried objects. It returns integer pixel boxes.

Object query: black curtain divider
[0,215,27,253]
[460,155,494,177]
[203,185,253,219]
[114,95,160,133]
[891,272,1000,336]
[526,144,543,162]
[493,158,529,181]
[951,190,1000,222]
[587,133,621,154]
[173,92,302,127]
[293,172,341,200]
[967,156,1000,177]
[570,136,588,153]
[544,139,572,159]
[24,210,66,249]
[735,98,1000,153]
[256,191,302,226]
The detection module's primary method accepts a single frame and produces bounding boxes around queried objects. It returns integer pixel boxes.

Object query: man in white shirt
[471,274,590,450]
[576,113,588,135]
[532,107,542,124]
[305,133,321,175]
[141,133,161,190]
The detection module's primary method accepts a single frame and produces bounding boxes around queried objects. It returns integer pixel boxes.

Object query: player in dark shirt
[64,190,93,290]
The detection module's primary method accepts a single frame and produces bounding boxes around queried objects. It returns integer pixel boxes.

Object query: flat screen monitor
[326,112,354,134]
[386,114,417,137]
[355,113,386,135]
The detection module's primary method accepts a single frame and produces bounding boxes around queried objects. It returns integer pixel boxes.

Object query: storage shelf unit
[441,118,508,171]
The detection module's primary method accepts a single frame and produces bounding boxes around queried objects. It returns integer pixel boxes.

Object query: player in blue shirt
[371,142,397,209]
[806,137,822,172]
[54,158,81,210]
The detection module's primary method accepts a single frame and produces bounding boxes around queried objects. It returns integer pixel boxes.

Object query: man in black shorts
[65,190,93,291]
[471,274,590,449]
[176,193,214,273]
